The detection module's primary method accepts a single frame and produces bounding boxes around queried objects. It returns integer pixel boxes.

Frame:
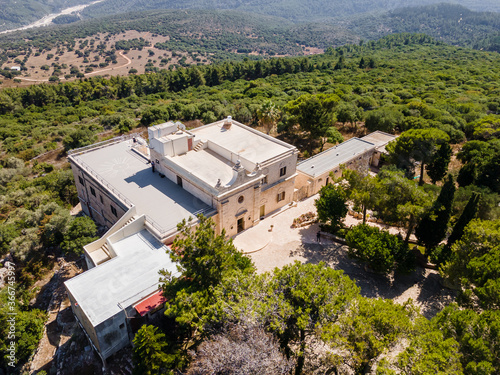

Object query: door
[260,205,265,219]
[237,218,245,233]
[177,176,183,187]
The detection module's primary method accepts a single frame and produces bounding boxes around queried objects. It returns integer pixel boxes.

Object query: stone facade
[71,164,129,229]
[295,137,376,198]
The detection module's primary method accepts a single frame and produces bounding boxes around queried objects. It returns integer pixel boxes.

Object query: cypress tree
[446,192,481,248]
[359,57,366,69]
[427,143,452,184]
[415,174,456,251]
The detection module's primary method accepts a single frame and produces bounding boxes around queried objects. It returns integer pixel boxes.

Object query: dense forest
[80,0,500,22]
[1,33,500,373]
[350,3,500,52]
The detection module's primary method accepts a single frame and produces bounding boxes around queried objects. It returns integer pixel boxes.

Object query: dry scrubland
[1,31,203,86]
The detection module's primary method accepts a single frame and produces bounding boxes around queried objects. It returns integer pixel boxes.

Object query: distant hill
[81,0,500,22]
[0,0,91,31]
[0,9,355,71]
[349,3,500,52]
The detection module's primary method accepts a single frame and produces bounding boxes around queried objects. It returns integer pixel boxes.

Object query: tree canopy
[386,128,450,185]
[315,183,348,233]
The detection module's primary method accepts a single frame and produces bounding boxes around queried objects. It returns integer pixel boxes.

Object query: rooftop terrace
[361,131,397,153]
[168,148,235,188]
[70,139,212,235]
[191,119,294,164]
[65,229,178,326]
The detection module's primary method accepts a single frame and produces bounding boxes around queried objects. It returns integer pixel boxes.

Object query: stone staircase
[193,140,206,152]
[95,216,137,265]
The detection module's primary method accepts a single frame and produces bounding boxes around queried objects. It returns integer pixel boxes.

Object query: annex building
[64,116,394,362]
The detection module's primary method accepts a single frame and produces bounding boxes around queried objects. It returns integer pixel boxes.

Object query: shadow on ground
[290,242,456,319]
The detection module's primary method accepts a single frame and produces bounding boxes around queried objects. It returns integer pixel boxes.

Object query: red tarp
[134,290,167,317]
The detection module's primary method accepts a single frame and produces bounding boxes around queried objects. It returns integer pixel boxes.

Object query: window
[238,195,244,204]
[280,166,287,177]
[90,186,96,197]
[261,176,268,185]
[277,191,285,202]
[110,205,117,217]
[78,176,84,185]
[119,323,125,329]
[100,195,103,204]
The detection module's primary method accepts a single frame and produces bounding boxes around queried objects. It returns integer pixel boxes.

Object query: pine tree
[334,55,346,70]
[415,174,456,251]
[132,325,171,375]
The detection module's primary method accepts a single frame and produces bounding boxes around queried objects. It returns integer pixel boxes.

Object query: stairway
[193,140,206,152]
[101,243,111,258]
[121,217,135,227]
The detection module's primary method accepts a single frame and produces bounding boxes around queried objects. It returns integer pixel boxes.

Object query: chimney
[223,116,232,130]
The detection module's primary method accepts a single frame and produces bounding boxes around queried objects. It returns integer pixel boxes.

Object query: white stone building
[65,117,298,361]
[65,115,388,362]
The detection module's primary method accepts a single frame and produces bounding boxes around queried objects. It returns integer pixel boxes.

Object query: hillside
[349,3,500,52]
[80,0,500,22]
[2,3,500,86]
[0,9,355,85]
[0,0,92,32]
[0,33,499,161]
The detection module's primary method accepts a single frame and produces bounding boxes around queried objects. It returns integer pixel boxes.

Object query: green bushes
[346,224,414,274]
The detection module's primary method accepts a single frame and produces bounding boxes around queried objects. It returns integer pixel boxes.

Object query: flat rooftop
[71,140,211,232]
[191,120,293,164]
[65,229,179,326]
[361,131,397,152]
[297,138,375,178]
[169,148,235,188]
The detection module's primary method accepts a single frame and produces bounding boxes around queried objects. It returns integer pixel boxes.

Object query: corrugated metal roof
[297,138,375,178]
[134,290,167,317]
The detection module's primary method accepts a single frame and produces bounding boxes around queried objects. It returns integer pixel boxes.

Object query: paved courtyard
[232,194,455,319]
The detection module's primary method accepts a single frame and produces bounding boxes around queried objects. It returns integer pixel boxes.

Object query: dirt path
[85,51,132,76]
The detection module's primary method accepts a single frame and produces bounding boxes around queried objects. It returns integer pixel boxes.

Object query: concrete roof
[361,131,397,153]
[169,148,235,188]
[71,140,211,233]
[297,138,375,178]
[191,120,294,164]
[65,229,179,326]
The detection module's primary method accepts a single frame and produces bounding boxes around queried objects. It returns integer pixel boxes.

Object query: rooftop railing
[144,206,216,241]
[74,157,135,210]
[68,134,138,156]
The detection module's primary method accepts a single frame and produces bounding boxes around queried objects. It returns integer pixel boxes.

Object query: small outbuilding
[294,137,375,200]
